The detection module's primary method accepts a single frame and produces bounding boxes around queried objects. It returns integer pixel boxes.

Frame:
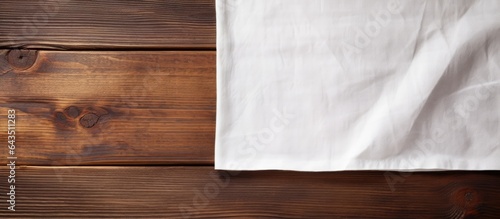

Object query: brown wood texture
[0,0,215,49]
[0,50,215,165]
[0,167,499,218]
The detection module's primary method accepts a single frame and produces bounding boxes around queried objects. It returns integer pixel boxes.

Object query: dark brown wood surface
[0,50,215,165]
[1,167,499,218]
[0,0,215,49]
[1,1,499,218]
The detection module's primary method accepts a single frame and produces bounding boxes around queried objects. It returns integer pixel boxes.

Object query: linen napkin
[215,0,500,171]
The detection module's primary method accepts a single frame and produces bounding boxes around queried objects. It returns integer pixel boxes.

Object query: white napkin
[215,0,500,171]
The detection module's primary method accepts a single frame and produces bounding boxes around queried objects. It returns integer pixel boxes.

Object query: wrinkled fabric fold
[215,0,500,171]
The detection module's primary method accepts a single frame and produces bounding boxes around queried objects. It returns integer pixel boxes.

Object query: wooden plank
[0,0,215,49]
[0,50,215,165]
[0,166,499,218]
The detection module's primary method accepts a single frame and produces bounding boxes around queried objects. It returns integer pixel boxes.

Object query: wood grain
[0,50,215,165]
[0,166,499,218]
[0,0,215,49]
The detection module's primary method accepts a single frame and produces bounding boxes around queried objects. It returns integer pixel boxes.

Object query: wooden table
[0,1,499,218]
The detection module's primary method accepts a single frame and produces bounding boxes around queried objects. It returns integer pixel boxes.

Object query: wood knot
[7,49,38,70]
[54,111,76,130]
[451,188,483,217]
[80,113,100,128]
[64,106,81,119]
